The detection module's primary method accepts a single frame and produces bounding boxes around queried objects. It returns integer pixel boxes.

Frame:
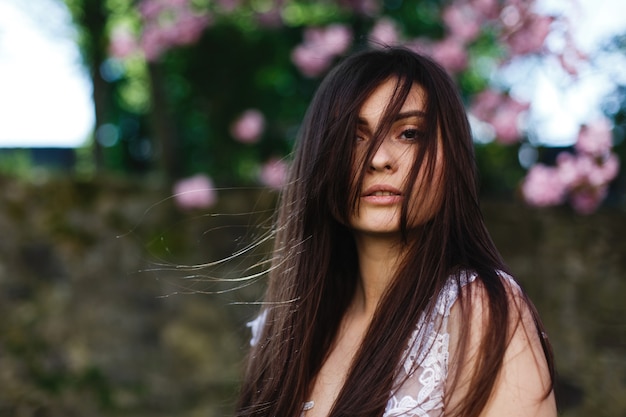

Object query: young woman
[235,47,556,417]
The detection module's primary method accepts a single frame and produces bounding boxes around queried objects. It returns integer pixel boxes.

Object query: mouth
[368,190,400,196]
[362,186,403,197]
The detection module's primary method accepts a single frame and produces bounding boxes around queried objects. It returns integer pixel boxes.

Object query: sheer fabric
[247,271,502,417]
[382,271,477,416]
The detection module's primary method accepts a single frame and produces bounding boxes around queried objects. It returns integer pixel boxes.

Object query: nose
[369,139,397,172]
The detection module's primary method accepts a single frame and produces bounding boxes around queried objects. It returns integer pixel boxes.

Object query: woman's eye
[400,129,422,141]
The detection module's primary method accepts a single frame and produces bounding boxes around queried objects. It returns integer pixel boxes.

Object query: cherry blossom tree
[70,0,623,213]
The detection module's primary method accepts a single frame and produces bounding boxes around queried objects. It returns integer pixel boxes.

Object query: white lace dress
[247,271,485,417]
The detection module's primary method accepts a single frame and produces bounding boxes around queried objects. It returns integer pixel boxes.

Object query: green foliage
[281,1,347,26]
[0,150,33,179]
[386,0,443,38]
[474,142,526,197]
[59,0,625,207]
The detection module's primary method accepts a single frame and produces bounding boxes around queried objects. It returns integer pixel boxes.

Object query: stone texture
[0,176,623,416]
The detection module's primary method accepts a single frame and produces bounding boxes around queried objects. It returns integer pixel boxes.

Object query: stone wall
[0,176,624,416]
[483,203,626,417]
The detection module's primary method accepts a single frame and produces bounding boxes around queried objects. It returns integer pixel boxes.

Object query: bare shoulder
[446,274,557,417]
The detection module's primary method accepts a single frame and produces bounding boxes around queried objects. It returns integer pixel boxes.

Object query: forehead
[358,78,427,121]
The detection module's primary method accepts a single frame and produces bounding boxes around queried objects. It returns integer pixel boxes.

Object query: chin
[349,218,401,235]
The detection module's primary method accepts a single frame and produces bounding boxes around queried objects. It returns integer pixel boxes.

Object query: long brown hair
[235,47,554,417]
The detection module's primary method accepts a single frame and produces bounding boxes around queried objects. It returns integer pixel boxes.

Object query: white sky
[0,0,625,148]
[524,0,626,145]
[0,0,93,148]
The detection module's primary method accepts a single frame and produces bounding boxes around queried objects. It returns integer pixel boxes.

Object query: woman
[236,47,556,417]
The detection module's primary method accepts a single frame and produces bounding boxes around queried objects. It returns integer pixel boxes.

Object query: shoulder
[443,270,524,325]
[446,271,556,417]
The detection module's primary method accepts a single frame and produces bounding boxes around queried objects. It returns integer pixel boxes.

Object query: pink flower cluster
[403,0,499,73]
[109,25,139,59]
[369,18,400,47]
[173,174,218,210]
[411,0,581,76]
[522,118,619,214]
[259,157,288,189]
[137,0,211,61]
[499,1,553,56]
[470,89,530,144]
[230,109,266,144]
[291,24,353,78]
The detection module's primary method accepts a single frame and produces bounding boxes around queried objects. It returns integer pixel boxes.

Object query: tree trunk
[147,63,181,182]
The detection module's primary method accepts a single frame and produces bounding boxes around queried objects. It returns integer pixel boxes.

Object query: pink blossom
[470,90,528,143]
[405,38,430,56]
[215,0,241,12]
[490,107,522,144]
[230,109,266,143]
[369,18,400,47]
[291,45,333,77]
[140,26,169,61]
[600,153,620,182]
[291,25,352,77]
[500,3,523,28]
[407,35,471,73]
[138,0,165,20]
[255,9,284,28]
[575,153,620,187]
[556,151,582,187]
[320,25,352,56]
[521,164,567,207]
[137,0,210,61]
[577,154,608,187]
[554,151,620,213]
[558,53,578,77]
[493,99,528,144]
[431,37,468,73]
[172,11,211,45]
[575,118,613,157]
[443,3,482,43]
[109,25,138,59]
[259,158,288,189]
[504,13,553,55]
[557,40,587,77]
[173,174,217,210]
[569,186,607,215]
[163,0,188,7]
[470,89,502,120]
[471,0,500,19]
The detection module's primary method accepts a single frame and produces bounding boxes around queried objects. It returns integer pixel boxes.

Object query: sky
[0,0,93,148]
[522,0,626,145]
[0,0,625,148]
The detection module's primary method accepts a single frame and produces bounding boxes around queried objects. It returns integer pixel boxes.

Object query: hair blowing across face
[235,47,554,417]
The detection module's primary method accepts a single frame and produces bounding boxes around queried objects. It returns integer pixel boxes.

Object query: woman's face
[349,78,444,237]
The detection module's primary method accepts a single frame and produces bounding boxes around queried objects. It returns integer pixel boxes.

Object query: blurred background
[0,0,624,416]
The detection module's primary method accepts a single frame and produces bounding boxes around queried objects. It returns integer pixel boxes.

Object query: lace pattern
[247,271,498,417]
[247,308,267,347]
[382,271,477,417]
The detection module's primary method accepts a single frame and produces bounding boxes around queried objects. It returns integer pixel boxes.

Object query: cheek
[407,166,445,226]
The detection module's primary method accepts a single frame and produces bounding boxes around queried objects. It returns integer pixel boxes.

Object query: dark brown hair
[235,47,554,417]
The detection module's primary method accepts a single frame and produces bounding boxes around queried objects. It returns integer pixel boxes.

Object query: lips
[369,190,399,196]
[362,185,403,197]
[361,185,403,204]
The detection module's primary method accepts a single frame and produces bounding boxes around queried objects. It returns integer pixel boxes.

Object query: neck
[351,232,406,317]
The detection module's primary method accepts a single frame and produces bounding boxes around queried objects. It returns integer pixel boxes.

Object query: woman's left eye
[399,129,422,141]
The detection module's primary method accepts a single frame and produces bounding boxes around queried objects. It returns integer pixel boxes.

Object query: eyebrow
[357,110,426,128]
